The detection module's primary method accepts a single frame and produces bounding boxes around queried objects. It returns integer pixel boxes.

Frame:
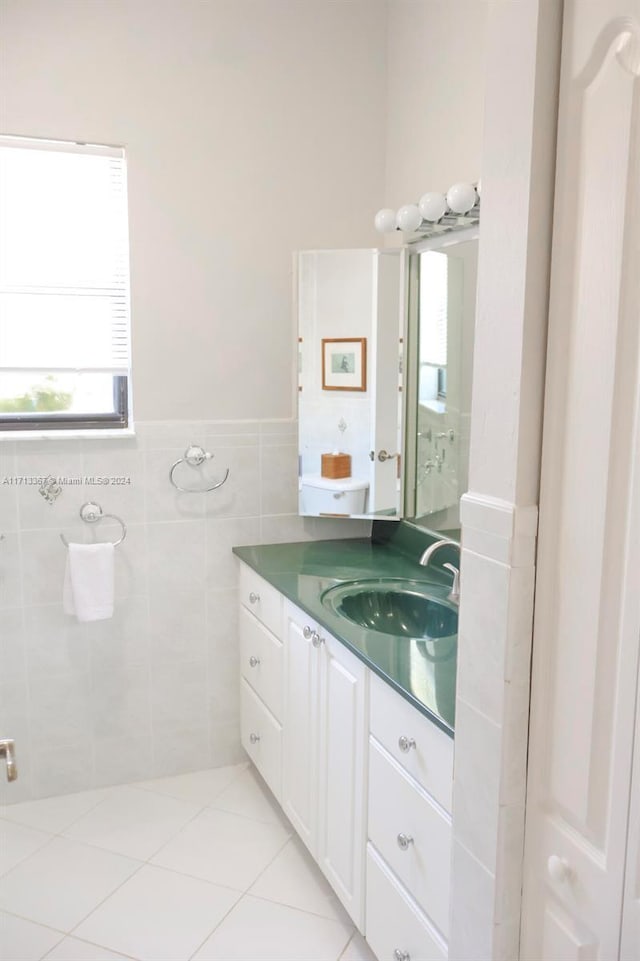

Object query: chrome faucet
[419,539,461,606]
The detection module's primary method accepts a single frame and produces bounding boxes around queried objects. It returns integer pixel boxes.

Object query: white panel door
[317,631,368,929]
[521,1,640,959]
[621,662,640,959]
[282,602,319,855]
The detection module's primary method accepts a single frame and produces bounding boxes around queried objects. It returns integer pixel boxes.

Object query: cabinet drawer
[366,844,447,961]
[370,672,453,814]
[368,738,451,938]
[238,564,282,637]
[240,607,283,721]
[240,679,282,803]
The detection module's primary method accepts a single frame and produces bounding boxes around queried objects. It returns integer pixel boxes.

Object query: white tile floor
[0,763,377,961]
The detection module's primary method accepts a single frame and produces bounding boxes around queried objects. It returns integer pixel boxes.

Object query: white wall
[385,0,489,209]
[0,0,382,800]
[0,0,387,421]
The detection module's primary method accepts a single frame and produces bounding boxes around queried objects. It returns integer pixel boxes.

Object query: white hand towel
[63,542,115,622]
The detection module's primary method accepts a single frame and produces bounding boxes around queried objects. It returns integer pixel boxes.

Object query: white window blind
[0,136,130,375]
[419,250,448,368]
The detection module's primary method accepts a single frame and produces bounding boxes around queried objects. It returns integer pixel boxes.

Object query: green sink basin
[321,578,458,641]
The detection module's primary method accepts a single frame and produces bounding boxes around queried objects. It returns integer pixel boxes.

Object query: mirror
[297,248,404,519]
[403,229,478,534]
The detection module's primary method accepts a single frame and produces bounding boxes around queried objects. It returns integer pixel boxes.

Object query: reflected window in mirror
[419,251,449,411]
[404,231,478,537]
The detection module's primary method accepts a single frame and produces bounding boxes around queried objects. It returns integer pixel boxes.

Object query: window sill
[0,427,136,442]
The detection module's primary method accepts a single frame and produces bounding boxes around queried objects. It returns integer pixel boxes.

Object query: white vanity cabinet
[238,566,284,803]
[366,672,453,960]
[282,599,368,930]
[236,560,455,955]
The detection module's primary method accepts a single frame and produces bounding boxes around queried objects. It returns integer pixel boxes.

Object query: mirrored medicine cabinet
[296,229,478,530]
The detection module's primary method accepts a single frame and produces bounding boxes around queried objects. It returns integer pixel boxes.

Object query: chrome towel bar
[169,444,230,493]
[60,502,127,547]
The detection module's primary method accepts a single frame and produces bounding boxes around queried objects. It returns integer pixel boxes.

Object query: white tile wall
[0,419,371,802]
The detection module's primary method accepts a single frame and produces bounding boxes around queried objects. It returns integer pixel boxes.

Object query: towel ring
[169,444,230,493]
[60,502,127,547]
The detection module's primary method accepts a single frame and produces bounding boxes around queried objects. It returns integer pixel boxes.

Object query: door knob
[249,733,260,744]
[248,592,260,604]
[398,735,416,753]
[0,739,17,782]
[397,833,414,851]
[249,656,260,668]
[311,632,324,648]
[547,855,573,883]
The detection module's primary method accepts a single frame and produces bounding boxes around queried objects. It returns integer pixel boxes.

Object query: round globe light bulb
[446,182,477,214]
[418,192,447,222]
[396,204,422,232]
[374,208,398,234]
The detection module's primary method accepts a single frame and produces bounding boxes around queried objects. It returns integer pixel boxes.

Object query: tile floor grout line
[40,930,141,961]
[65,858,148,941]
[335,928,361,961]
[241,831,292,895]
[186,888,245,961]
[247,888,355,925]
[0,831,58,881]
[28,928,68,961]
[0,906,67,937]
[130,762,249,802]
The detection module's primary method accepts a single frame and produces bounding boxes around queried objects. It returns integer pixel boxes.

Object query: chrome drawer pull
[311,632,324,648]
[393,951,410,961]
[249,733,260,744]
[397,833,414,851]
[398,735,416,753]
[248,591,260,604]
[249,656,260,668]
[303,625,313,639]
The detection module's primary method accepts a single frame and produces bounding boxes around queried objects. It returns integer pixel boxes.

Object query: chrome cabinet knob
[398,735,416,753]
[249,733,260,744]
[394,951,410,961]
[249,591,260,604]
[249,656,260,668]
[547,854,572,883]
[303,625,313,639]
[397,833,414,851]
[311,632,324,648]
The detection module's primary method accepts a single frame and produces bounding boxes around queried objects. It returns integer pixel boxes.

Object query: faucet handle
[0,739,17,782]
[442,562,460,605]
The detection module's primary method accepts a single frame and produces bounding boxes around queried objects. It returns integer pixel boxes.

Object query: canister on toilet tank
[301,475,369,515]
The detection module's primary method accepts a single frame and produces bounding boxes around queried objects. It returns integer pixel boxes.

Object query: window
[0,135,132,432]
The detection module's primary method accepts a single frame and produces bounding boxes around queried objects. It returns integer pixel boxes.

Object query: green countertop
[233,524,457,736]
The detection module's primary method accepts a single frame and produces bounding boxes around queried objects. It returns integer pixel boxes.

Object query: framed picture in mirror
[321,337,367,391]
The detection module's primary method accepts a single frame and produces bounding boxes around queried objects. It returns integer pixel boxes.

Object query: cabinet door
[317,631,368,930]
[282,602,319,855]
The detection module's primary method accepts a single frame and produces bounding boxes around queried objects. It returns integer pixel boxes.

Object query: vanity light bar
[375,181,481,236]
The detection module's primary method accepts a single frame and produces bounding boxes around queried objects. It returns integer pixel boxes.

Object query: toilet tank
[301,475,369,515]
